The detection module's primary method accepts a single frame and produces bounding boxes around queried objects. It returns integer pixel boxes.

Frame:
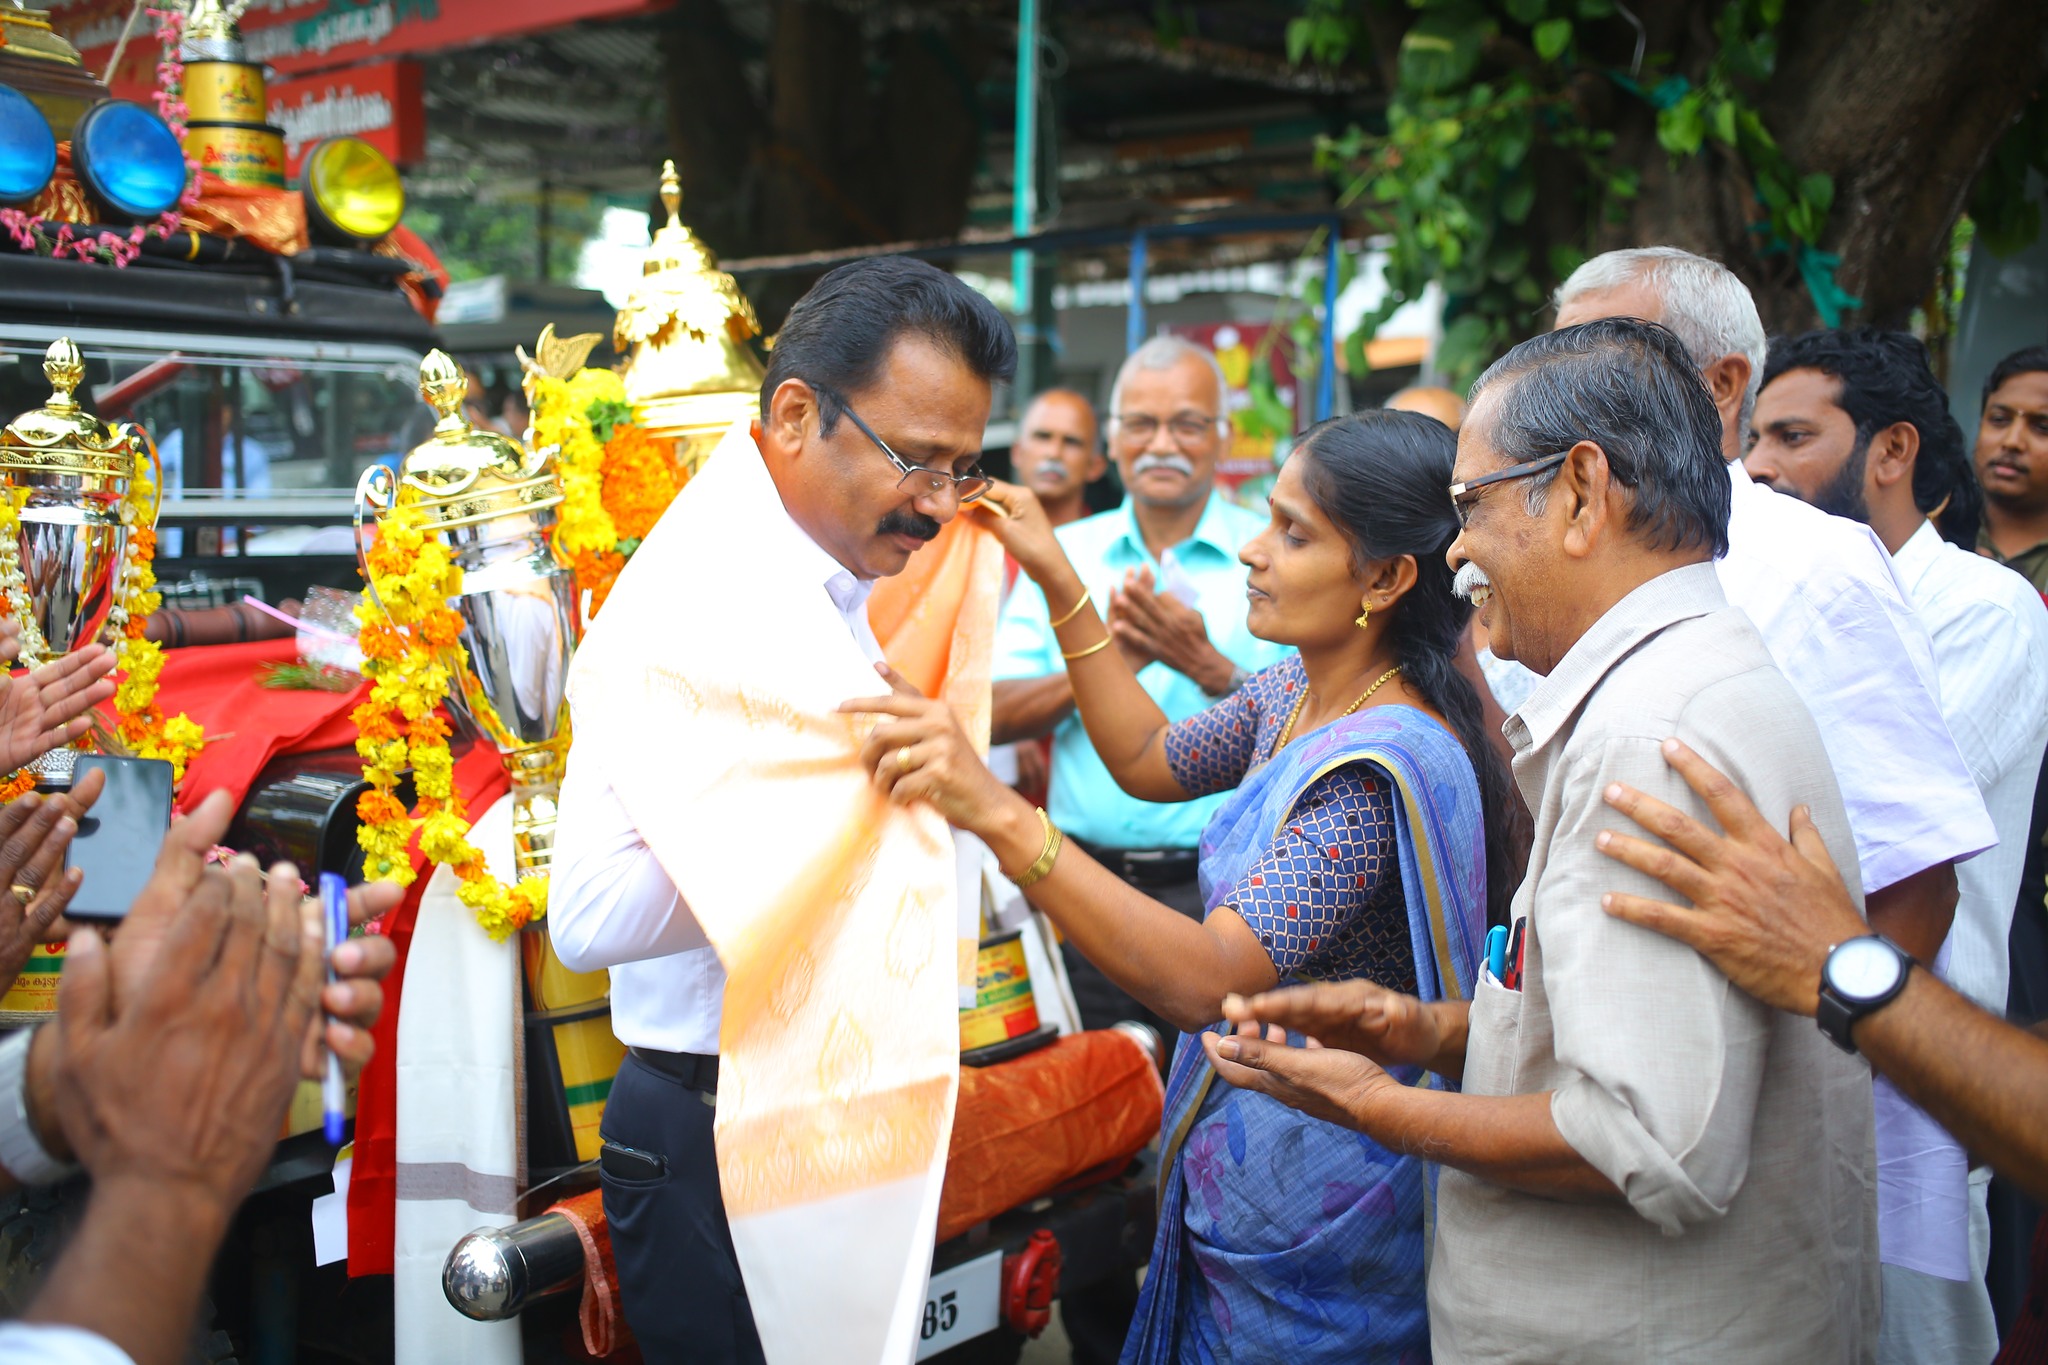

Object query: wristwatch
[1815,935,1913,1054]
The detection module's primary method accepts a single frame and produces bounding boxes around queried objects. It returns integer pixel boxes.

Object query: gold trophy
[176,0,287,189]
[0,340,154,785]
[614,159,766,478]
[355,351,577,883]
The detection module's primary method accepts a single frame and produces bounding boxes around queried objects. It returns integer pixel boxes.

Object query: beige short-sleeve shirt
[1428,562,1879,1364]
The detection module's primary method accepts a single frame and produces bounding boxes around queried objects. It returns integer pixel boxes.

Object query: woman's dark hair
[1296,409,1519,927]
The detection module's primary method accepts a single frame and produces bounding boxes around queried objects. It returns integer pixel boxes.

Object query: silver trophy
[355,349,577,881]
[0,340,153,785]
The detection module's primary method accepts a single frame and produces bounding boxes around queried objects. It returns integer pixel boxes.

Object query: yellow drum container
[960,929,1040,1053]
[540,1003,626,1162]
[0,943,62,1027]
[522,928,609,1012]
[182,61,268,124]
[185,121,287,190]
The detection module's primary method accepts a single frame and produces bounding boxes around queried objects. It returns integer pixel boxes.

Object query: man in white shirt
[1747,326,2048,1364]
[1550,248,1992,961]
[547,258,1014,1362]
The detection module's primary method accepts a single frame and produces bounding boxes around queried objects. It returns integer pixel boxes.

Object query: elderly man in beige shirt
[1206,316,1879,1362]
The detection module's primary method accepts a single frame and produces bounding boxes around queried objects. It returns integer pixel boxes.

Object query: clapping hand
[1200,1020,1401,1132]
[0,630,117,776]
[0,767,105,989]
[1107,569,1233,693]
[1220,980,1450,1070]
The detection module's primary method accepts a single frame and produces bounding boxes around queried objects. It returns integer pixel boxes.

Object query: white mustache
[1132,453,1196,478]
[1453,562,1492,601]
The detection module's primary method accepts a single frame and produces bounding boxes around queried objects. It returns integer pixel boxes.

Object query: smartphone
[63,755,175,921]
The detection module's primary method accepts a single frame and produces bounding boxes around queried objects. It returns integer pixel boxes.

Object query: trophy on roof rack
[173,0,288,189]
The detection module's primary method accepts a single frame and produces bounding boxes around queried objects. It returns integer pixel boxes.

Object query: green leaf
[1503,0,1544,23]
[1398,0,1492,94]
[1533,17,1572,61]
[1575,0,1614,15]
[1656,93,1706,156]
[1798,171,1834,216]
[1548,243,1587,280]
[1500,176,1536,223]
[1709,98,1737,146]
[1286,16,1311,66]
[1343,329,1372,377]
[1434,313,1499,388]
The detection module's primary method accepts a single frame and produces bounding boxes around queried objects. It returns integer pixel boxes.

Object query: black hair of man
[1469,316,1732,556]
[1983,345,2048,407]
[761,257,1018,434]
[1764,327,1982,549]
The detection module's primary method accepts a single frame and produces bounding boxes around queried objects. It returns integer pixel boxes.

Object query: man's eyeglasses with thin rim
[1108,412,1226,447]
[814,385,990,505]
[1449,453,1568,528]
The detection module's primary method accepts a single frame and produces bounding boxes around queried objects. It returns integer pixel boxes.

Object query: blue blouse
[1162,655,1416,992]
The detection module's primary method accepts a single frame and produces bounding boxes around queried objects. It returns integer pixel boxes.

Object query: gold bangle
[1061,636,1114,662]
[1048,590,1092,630]
[1011,807,1064,890]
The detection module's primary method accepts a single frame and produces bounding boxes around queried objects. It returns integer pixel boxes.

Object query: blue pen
[319,873,349,1147]
[1485,924,1508,983]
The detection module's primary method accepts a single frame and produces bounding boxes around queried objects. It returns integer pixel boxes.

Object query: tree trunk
[1601,0,2047,333]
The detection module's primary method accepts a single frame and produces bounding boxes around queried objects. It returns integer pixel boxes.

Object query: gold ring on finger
[897,747,915,774]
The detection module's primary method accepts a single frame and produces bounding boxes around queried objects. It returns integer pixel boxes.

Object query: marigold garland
[105,461,206,779]
[352,503,544,941]
[531,369,687,618]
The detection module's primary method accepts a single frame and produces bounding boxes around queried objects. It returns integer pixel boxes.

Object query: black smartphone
[63,755,175,921]
[599,1140,667,1183]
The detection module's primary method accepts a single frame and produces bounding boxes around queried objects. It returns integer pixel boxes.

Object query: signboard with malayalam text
[268,59,424,175]
[50,0,670,101]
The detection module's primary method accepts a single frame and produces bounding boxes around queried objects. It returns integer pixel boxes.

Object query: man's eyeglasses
[1448,453,1569,528]
[1110,412,1224,446]
[819,387,990,504]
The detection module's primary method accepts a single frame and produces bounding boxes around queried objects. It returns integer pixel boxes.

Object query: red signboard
[268,59,424,175]
[1166,322,1306,509]
[51,0,669,99]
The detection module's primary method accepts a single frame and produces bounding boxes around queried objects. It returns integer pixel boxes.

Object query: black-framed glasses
[817,386,990,504]
[1448,453,1569,528]
[1109,411,1224,446]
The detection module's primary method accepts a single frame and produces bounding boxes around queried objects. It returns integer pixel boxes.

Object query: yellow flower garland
[353,501,544,941]
[107,461,206,780]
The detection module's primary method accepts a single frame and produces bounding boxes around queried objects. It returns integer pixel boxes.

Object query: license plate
[914,1249,1002,1358]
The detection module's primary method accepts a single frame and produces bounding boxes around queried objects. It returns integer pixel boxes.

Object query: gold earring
[1356,601,1371,630]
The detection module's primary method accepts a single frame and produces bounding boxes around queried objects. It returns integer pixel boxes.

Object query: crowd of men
[0,244,2043,1365]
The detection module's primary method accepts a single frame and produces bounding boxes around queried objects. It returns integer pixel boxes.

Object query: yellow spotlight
[301,136,404,244]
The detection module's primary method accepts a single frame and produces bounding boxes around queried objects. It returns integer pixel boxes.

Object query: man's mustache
[1131,453,1196,479]
[1453,562,1492,600]
[879,508,942,542]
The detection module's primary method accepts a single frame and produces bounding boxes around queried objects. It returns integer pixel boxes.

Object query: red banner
[268,59,425,176]
[51,0,670,98]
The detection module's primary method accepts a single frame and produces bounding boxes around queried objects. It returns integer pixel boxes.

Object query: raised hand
[1596,736,1866,1016]
[971,480,1067,582]
[0,639,118,776]
[1201,1021,1401,1132]
[1221,979,1458,1073]
[0,767,104,989]
[1107,569,1235,694]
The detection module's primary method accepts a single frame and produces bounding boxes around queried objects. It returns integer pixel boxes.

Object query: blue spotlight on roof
[72,100,187,221]
[0,85,58,207]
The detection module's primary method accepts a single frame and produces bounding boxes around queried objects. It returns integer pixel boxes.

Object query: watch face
[1828,937,1905,1002]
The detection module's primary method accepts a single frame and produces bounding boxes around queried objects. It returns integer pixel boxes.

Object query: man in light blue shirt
[992,335,1286,1015]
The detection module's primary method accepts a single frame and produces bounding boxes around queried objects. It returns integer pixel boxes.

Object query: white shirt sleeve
[0,1323,138,1365]
[546,749,712,973]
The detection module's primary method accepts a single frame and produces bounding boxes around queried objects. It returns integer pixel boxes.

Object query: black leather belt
[628,1047,719,1093]
[1072,838,1200,888]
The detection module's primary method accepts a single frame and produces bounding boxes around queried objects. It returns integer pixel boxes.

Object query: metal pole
[1011,0,1039,324]
[1317,225,1339,421]
[1126,229,1148,361]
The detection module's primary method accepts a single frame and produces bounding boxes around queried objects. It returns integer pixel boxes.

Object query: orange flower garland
[353,503,543,940]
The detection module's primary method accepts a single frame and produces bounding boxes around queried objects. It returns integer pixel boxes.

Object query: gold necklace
[1274,664,1403,750]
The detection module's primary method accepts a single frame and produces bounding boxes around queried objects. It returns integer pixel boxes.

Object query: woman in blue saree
[849,411,1516,1362]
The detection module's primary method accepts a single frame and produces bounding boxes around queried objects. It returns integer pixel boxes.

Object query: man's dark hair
[1468,317,1732,556]
[1764,328,1981,548]
[1983,345,2048,408]
[761,257,1017,433]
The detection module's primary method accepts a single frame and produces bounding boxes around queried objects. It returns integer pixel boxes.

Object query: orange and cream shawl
[565,419,998,1363]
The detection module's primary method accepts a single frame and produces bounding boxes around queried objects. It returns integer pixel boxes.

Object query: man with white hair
[991,332,1284,1362]
[1551,249,1996,1364]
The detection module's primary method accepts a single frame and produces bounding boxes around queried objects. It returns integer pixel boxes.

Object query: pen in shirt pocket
[1485,924,1508,983]
[1503,917,1527,992]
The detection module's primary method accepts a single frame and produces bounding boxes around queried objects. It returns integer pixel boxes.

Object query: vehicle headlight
[72,99,189,220]
[0,84,59,207]
[302,136,404,245]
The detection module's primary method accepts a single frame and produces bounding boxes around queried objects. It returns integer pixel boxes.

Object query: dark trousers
[600,1052,766,1365]
[1057,856,1203,1365]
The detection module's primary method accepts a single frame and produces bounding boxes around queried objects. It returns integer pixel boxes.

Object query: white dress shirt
[1715,462,1994,892]
[1890,520,2048,1010]
[0,1324,136,1365]
[548,504,883,1055]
